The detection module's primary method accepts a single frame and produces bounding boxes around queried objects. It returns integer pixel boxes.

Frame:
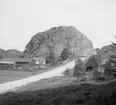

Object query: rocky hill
[4,49,23,58]
[0,49,23,59]
[24,26,94,58]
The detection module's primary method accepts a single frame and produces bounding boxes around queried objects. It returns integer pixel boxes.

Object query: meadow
[0,78,116,105]
[0,68,52,83]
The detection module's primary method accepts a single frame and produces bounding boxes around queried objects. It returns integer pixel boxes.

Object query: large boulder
[24,26,94,58]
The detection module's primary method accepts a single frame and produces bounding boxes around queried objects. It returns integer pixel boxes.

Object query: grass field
[15,76,77,92]
[0,62,71,84]
[0,67,53,83]
[0,78,116,105]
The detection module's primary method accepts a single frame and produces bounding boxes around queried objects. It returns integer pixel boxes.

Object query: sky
[0,0,116,51]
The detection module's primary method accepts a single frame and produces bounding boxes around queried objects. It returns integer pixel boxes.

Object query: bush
[85,54,101,71]
[50,57,62,66]
[73,59,85,77]
[63,68,74,77]
[45,52,54,64]
[93,68,105,81]
[104,38,116,78]
[60,48,69,61]
[103,58,116,78]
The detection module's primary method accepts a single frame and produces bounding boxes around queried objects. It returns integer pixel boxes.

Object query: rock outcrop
[24,26,94,58]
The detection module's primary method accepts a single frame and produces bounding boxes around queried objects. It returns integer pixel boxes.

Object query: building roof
[0,61,15,64]
[31,57,46,61]
[0,58,30,63]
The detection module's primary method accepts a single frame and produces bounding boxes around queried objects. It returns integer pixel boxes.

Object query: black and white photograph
[0,0,116,105]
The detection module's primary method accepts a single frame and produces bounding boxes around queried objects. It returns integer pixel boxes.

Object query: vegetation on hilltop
[63,36,116,82]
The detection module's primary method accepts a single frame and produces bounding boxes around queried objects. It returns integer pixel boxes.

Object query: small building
[76,55,89,63]
[0,60,15,69]
[0,58,30,70]
[80,56,89,63]
[30,57,46,68]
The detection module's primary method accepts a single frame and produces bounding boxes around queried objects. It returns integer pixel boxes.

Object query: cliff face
[24,26,94,58]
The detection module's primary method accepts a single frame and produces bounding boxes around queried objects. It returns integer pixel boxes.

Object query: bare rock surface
[24,26,94,58]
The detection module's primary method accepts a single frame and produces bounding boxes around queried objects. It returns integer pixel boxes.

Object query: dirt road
[0,60,75,94]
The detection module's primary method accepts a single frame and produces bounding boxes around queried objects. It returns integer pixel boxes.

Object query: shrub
[50,57,62,66]
[73,59,85,77]
[104,37,116,78]
[103,57,116,78]
[60,48,69,61]
[85,54,101,71]
[46,52,54,64]
[93,68,105,81]
[95,48,101,54]
[63,68,74,77]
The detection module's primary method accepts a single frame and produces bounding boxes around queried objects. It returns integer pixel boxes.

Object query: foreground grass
[15,76,77,92]
[0,68,52,83]
[0,79,116,105]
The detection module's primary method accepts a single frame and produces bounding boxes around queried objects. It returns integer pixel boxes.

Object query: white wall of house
[35,61,40,64]
[80,57,89,62]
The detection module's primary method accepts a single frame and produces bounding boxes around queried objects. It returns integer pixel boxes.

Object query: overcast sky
[0,0,116,51]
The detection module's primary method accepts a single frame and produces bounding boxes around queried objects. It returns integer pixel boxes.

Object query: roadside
[14,76,77,92]
[0,60,75,94]
[15,74,116,93]
[0,67,54,84]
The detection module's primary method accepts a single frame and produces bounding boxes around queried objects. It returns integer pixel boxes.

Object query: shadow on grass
[0,80,116,105]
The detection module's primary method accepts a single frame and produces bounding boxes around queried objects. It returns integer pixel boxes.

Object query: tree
[103,56,116,78]
[60,48,69,61]
[73,58,85,77]
[45,52,54,64]
[103,36,116,78]
[95,48,100,54]
[50,57,62,66]
[85,54,101,71]
[93,66,106,81]
[104,36,116,78]
[63,68,74,77]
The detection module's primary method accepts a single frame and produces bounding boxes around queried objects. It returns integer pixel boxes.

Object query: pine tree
[73,58,85,77]
[104,36,116,78]
[60,48,69,61]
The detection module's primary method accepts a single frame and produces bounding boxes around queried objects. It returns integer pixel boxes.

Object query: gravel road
[0,60,75,94]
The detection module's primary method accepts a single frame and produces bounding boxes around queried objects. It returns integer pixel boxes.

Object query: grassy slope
[15,76,77,92]
[0,59,73,84]
[0,68,50,83]
[0,79,116,105]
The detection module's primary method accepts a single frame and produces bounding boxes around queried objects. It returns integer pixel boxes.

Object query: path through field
[0,60,75,94]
